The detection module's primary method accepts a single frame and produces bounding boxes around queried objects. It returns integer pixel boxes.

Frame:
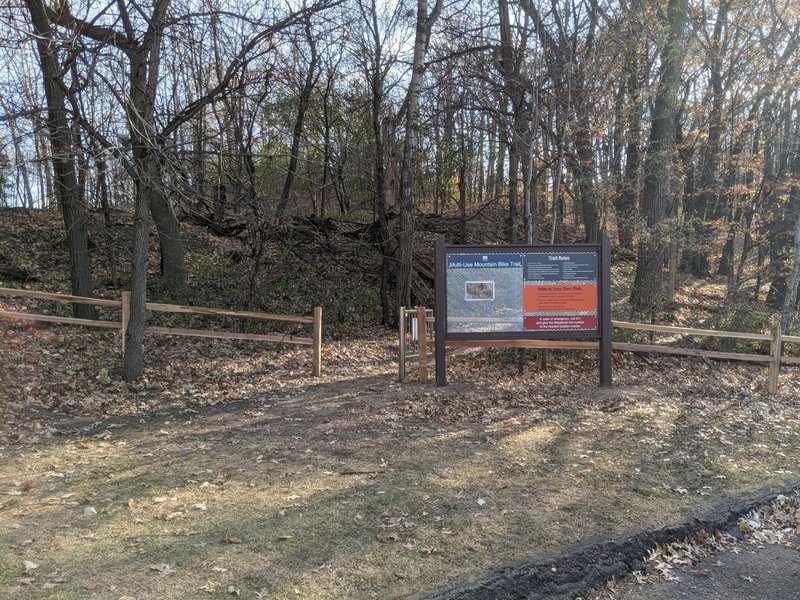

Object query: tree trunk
[278,18,318,218]
[95,155,118,286]
[574,125,599,242]
[456,110,468,243]
[630,0,689,314]
[24,0,96,318]
[397,0,442,308]
[550,117,566,244]
[2,105,36,209]
[122,0,172,377]
[320,68,336,218]
[149,189,186,291]
[382,115,399,323]
[496,0,526,244]
[132,28,186,294]
[778,123,800,325]
[123,167,152,381]
[781,208,800,330]
[486,117,497,203]
[476,111,486,206]
[364,0,393,326]
[507,136,519,243]
[522,108,539,245]
[615,51,644,253]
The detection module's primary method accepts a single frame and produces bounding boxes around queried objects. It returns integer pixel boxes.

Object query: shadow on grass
[1,349,799,599]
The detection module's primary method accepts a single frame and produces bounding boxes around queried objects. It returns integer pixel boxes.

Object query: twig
[700,355,719,371]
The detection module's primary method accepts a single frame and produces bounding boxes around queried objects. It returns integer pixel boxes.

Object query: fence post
[121,291,131,354]
[417,306,428,382]
[769,319,782,395]
[312,307,322,377]
[399,306,406,381]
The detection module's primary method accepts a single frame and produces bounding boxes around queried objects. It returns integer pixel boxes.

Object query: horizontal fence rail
[0,287,123,308]
[0,288,123,331]
[0,287,322,377]
[611,320,773,341]
[145,301,315,324]
[0,311,122,330]
[400,307,798,394]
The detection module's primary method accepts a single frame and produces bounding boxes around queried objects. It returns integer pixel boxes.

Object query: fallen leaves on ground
[739,493,800,545]
[149,563,177,577]
[643,530,737,580]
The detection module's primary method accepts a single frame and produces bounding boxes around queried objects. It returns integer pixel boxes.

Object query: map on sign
[446,253,523,332]
[446,250,598,334]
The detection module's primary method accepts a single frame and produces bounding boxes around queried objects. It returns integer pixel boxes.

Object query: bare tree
[519,0,604,243]
[681,0,731,277]
[496,0,530,244]
[353,0,404,324]
[630,0,689,314]
[396,0,442,309]
[23,0,96,318]
[278,16,321,218]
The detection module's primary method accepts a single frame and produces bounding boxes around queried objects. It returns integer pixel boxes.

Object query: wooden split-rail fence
[399,306,800,395]
[0,287,322,376]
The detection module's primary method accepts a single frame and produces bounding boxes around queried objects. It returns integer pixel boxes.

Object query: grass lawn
[1,319,799,599]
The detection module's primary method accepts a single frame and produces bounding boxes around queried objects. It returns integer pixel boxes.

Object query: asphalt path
[608,540,800,600]
[417,484,800,600]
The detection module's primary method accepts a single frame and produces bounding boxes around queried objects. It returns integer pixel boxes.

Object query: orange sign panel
[523,284,597,313]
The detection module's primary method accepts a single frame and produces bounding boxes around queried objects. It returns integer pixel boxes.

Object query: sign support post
[599,234,612,387]
[435,237,447,387]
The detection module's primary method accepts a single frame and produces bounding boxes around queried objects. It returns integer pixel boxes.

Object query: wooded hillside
[1,0,799,379]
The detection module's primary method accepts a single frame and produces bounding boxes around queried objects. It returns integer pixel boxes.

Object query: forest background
[1,0,800,378]
[4,2,800,598]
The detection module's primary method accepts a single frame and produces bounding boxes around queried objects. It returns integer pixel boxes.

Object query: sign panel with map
[434,238,612,388]
[444,250,600,335]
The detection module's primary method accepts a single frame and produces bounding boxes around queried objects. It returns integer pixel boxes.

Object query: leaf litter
[2,307,800,598]
[586,492,800,598]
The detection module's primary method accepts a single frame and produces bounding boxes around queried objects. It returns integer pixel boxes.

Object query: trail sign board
[434,236,612,387]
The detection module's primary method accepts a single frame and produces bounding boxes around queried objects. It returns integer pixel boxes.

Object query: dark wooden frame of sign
[434,235,612,387]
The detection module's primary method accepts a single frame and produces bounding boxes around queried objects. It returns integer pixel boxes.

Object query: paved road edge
[413,480,800,600]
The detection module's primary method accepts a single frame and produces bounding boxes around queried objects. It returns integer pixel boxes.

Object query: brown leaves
[739,493,800,545]
[644,530,737,580]
[149,563,177,577]
[639,497,800,587]
[22,560,38,575]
